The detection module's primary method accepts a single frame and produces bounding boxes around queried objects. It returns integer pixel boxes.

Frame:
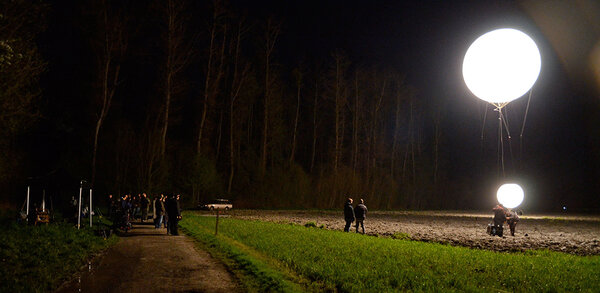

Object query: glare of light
[463,28,541,104]
[496,183,524,209]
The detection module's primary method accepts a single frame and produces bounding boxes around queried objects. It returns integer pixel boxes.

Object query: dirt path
[55,222,240,293]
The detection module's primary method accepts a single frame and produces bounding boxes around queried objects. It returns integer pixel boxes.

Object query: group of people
[108,193,182,235]
[343,198,520,237]
[343,198,368,233]
[492,204,520,236]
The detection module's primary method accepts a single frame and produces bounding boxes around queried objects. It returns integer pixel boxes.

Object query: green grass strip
[180,215,308,292]
[0,222,117,292]
[181,211,600,292]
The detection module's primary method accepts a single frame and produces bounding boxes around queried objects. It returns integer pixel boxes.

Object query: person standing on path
[140,193,150,222]
[154,196,165,229]
[165,194,182,235]
[354,198,368,234]
[343,198,355,232]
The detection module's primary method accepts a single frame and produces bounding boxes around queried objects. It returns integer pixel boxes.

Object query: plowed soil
[230,210,600,256]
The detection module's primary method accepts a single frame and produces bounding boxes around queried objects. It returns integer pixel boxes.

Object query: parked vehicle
[200,199,232,211]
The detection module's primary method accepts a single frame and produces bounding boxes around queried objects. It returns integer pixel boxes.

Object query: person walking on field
[354,198,368,234]
[343,198,355,232]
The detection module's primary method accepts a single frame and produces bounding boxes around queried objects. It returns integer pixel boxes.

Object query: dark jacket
[355,203,367,220]
[141,197,149,209]
[165,198,181,219]
[154,198,164,216]
[344,202,355,221]
[493,205,506,226]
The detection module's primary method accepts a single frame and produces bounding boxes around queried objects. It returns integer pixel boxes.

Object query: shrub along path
[55,221,240,293]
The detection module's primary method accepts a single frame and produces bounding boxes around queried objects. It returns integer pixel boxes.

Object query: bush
[0,222,117,292]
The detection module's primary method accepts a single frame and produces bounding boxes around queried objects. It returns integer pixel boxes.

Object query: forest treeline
[0,0,480,210]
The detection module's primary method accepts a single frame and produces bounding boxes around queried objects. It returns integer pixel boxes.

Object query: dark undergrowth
[0,211,117,292]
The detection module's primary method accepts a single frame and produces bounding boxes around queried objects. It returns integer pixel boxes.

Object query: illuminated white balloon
[496,183,524,209]
[463,28,541,104]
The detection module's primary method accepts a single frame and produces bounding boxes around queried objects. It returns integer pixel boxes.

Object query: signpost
[89,189,93,227]
[77,182,83,229]
[215,210,220,235]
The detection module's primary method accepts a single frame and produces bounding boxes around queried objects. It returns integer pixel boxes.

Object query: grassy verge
[181,211,600,292]
[181,216,311,292]
[0,218,117,292]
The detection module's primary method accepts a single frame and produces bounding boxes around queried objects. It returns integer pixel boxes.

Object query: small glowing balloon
[463,28,541,105]
[496,183,524,209]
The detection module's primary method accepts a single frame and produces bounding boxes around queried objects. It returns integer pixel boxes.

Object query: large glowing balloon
[463,28,541,105]
[496,183,524,209]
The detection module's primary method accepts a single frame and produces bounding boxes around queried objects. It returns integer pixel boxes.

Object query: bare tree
[198,0,226,155]
[391,75,407,178]
[90,0,127,186]
[289,67,303,163]
[351,70,361,175]
[330,51,349,173]
[227,20,250,193]
[160,0,193,159]
[0,0,46,194]
[260,18,280,174]
[310,78,319,173]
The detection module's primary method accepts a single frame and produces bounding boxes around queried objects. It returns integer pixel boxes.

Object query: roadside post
[215,209,220,235]
[89,189,93,227]
[26,186,30,216]
[77,181,83,229]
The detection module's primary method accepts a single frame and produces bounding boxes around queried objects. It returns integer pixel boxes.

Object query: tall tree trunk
[216,110,223,159]
[227,21,250,193]
[290,69,302,163]
[162,0,193,159]
[333,55,345,173]
[433,109,442,186]
[310,80,318,173]
[198,1,225,155]
[260,19,280,174]
[91,1,126,186]
[371,78,386,170]
[352,71,360,175]
[391,86,402,178]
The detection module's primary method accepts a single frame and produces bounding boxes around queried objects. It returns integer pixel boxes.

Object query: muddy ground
[227,210,600,256]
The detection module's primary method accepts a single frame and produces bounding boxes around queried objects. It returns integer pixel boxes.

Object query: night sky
[12,0,600,211]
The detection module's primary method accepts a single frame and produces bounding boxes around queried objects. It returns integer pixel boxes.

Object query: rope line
[497,107,505,177]
[481,102,488,150]
[501,107,515,172]
[519,87,534,167]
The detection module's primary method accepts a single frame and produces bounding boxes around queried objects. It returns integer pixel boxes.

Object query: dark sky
[225,0,597,210]
[36,0,599,211]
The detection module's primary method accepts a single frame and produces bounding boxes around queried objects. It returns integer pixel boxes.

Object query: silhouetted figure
[165,194,181,235]
[133,194,141,220]
[154,196,165,229]
[489,204,507,237]
[492,204,506,226]
[354,198,368,234]
[140,193,150,222]
[506,209,520,236]
[343,198,355,232]
[107,194,115,218]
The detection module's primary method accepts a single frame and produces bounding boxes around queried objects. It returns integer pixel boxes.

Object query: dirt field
[228,210,600,256]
